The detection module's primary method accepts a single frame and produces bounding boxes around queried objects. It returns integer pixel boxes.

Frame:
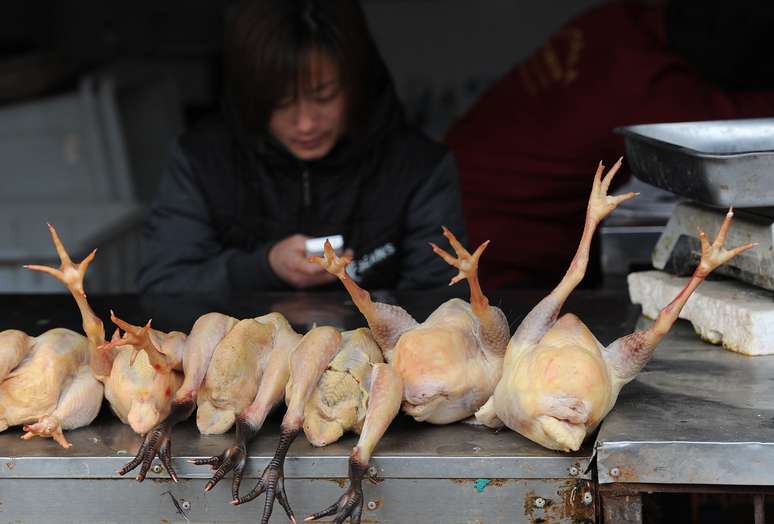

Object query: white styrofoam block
[627,270,774,356]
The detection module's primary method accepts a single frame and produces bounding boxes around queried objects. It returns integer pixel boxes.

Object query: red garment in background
[446,2,774,289]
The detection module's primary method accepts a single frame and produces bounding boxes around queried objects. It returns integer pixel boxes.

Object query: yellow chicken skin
[486,315,612,451]
[0,328,103,448]
[392,299,505,424]
[101,325,184,435]
[476,159,755,452]
[197,313,299,435]
[303,328,384,447]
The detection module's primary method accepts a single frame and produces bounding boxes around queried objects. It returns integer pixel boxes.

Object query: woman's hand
[269,235,351,289]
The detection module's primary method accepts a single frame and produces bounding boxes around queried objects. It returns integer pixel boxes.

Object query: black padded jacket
[137,82,466,294]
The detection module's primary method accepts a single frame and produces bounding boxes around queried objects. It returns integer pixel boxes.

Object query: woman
[138,0,466,293]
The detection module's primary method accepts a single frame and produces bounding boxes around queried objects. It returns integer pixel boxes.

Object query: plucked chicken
[303,328,385,448]
[0,328,102,448]
[123,311,302,482]
[474,159,755,452]
[304,228,509,523]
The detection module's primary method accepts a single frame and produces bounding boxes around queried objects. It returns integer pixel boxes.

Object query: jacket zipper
[302,169,311,208]
[299,169,311,231]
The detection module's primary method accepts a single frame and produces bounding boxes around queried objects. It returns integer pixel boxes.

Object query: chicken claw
[696,208,757,277]
[191,417,258,499]
[117,399,195,481]
[305,456,370,524]
[587,158,638,224]
[309,240,352,279]
[430,226,489,287]
[21,415,71,449]
[232,427,299,524]
[23,223,96,297]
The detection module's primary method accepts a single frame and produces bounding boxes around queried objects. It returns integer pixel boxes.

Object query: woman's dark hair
[225,0,386,135]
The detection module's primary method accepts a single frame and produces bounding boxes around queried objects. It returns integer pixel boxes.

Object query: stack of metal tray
[616,118,774,208]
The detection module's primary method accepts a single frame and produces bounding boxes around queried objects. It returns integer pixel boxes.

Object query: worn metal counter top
[596,319,774,486]
[0,414,592,481]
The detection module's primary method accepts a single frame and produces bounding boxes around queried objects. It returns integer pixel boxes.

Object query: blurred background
[0,0,604,293]
[6,0,774,296]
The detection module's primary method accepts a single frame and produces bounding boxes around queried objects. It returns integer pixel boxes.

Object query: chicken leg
[604,208,755,383]
[25,224,110,378]
[510,159,634,353]
[193,313,301,500]
[310,247,418,357]
[430,227,509,353]
[306,363,402,524]
[231,326,342,524]
[20,365,103,448]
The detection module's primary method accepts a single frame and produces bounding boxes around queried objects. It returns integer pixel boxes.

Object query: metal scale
[619,117,774,292]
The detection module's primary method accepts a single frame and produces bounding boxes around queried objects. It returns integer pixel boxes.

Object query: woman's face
[269,52,347,161]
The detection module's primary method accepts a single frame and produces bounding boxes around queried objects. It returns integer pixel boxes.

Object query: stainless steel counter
[0,415,595,523]
[0,414,594,480]
[596,320,774,487]
[8,289,773,522]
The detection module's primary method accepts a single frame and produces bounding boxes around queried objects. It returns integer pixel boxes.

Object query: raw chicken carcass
[115,311,301,482]
[196,326,345,524]
[0,328,103,448]
[305,229,509,523]
[474,159,755,452]
[26,225,188,447]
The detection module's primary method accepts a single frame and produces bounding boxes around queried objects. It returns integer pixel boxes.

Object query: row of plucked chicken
[0,160,754,524]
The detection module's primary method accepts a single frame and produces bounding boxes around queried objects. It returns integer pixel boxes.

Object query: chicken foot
[25,224,111,378]
[20,366,103,448]
[194,417,260,498]
[306,363,402,524]
[232,326,342,524]
[311,243,417,352]
[604,208,755,382]
[431,227,509,352]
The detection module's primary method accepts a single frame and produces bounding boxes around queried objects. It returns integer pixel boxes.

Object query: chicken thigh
[475,159,754,452]
[303,328,385,447]
[0,328,102,448]
[305,228,509,523]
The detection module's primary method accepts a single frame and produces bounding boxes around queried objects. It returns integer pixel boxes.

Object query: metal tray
[616,118,774,207]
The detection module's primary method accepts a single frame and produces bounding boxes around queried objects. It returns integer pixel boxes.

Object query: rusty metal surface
[0,477,595,523]
[596,319,774,486]
[601,493,643,524]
